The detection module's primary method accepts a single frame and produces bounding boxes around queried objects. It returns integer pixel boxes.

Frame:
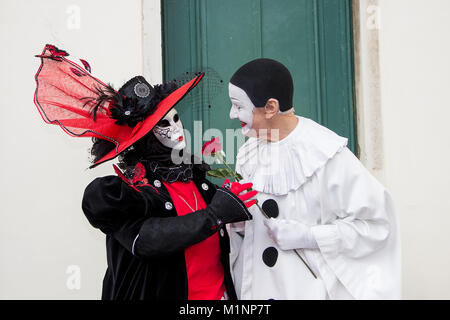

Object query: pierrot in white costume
[227,58,401,300]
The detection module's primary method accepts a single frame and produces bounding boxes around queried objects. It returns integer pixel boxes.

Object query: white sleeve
[310,148,401,299]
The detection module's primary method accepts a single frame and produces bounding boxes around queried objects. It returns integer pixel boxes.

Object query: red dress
[163,180,226,300]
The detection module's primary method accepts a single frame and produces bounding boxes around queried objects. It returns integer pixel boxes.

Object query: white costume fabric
[229,116,401,300]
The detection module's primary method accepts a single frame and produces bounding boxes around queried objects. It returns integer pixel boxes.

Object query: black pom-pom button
[262,247,278,267]
[262,199,279,218]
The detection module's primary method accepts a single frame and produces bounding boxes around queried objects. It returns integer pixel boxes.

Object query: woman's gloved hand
[222,179,258,208]
[130,179,258,258]
[203,179,258,226]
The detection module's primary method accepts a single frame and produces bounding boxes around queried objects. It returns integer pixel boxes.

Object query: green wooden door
[162,0,356,164]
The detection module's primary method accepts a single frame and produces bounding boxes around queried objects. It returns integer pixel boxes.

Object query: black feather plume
[80,84,118,121]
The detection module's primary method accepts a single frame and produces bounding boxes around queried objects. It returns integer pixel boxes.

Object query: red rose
[202,137,221,156]
[131,162,146,184]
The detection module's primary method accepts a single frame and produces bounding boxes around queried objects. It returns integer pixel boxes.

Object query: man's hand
[263,218,318,250]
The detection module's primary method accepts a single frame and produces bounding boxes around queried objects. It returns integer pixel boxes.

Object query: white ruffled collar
[235,116,348,195]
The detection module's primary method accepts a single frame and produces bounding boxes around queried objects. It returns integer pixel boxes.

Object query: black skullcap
[230,58,294,111]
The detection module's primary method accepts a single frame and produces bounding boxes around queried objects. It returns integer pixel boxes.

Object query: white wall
[0,0,161,299]
[376,0,450,299]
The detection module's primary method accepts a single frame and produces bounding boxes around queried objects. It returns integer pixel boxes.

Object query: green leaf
[219,168,235,176]
[207,168,235,179]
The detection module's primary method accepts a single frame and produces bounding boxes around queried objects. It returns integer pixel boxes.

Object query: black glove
[206,187,253,225]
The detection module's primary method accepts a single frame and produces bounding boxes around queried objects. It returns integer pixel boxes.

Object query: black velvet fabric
[81,164,249,300]
[230,58,294,111]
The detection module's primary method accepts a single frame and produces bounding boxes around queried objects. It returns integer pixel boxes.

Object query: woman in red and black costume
[34,44,257,300]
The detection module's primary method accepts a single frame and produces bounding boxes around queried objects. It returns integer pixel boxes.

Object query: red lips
[240,121,246,127]
[178,136,184,141]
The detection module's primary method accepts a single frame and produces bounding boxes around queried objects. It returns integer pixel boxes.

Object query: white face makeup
[228,83,256,136]
[152,108,186,150]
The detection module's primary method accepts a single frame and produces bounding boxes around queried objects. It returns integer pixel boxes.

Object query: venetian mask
[152,108,186,150]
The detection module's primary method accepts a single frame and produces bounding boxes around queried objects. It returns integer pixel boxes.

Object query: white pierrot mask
[228,83,255,137]
[152,108,186,150]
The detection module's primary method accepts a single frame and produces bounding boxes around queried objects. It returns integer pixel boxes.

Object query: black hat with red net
[33,44,204,168]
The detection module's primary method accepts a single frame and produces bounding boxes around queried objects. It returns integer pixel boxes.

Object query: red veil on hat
[33,44,204,168]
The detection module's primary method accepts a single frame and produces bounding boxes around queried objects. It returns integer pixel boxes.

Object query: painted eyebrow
[230,98,244,106]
